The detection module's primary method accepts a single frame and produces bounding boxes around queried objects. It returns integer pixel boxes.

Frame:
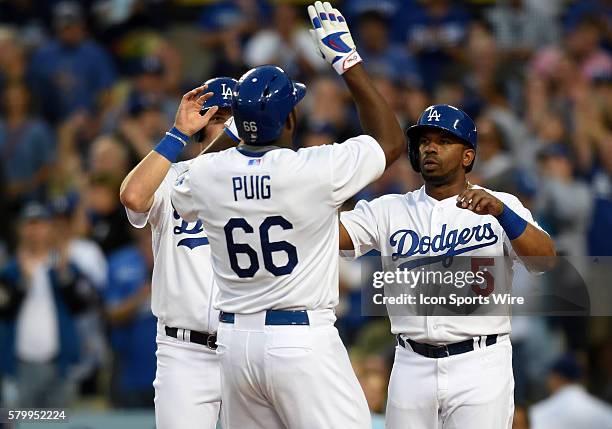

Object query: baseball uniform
[125,161,221,429]
[341,184,545,429]
[171,136,385,429]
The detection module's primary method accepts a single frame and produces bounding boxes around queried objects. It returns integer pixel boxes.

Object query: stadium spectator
[405,0,472,92]
[486,0,560,59]
[470,115,515,191]
[354,354,389,429]
[301,75,359,144]
[84,173,133,255]
[530,354,612,429]
[531,15,612,84]
[103,56,178,134]
[0,82,56,208]
[301,121,336,148]
[116,90,169,162]
[27,1,117,124]
[535,145,593,257]
[243,3,326,79]
[0,28,27,86]
[0,202,96,407]
[198,0,269,77]
[354,9,420,86]
[0,0,610,418]
[403,84,431,124]
[49,194,107,395]
[89,135,131,179]
[104,226,156,408]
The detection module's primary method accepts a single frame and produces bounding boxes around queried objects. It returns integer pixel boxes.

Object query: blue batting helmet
[405,104,477,173]
[199,76,237,114]
[194,76,237,142]
[232,65,306,145]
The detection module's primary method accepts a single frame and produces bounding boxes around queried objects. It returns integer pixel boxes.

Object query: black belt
[219,310,309,325]
[164,326,217,350]
[397,334,498,359]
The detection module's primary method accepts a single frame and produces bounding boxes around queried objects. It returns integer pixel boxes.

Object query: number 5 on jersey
[224,216,299,278]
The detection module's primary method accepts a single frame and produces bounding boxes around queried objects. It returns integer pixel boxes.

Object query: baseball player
[170,2,405,428]
[119,77,238,429]
[340,104,557,428]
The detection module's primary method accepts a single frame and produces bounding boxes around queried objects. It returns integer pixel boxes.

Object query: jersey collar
[236,145,283,158]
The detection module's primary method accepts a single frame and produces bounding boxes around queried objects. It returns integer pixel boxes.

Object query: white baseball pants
[154,324,222,429]
[386,335,514,429]
[216,309,371,429]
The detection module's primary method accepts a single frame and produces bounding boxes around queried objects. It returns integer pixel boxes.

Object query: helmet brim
[294,82,306,104]
[405,123,472,148]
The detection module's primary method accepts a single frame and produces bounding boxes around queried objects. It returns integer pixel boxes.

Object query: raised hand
[173,85,218,137]
[307,1,362,75]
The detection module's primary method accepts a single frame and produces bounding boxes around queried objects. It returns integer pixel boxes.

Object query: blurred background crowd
[0,0,610,427]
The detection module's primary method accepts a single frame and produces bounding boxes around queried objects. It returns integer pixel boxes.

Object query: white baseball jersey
[340,184,544,344]
[171,136,386,314]
[125,161,218,333]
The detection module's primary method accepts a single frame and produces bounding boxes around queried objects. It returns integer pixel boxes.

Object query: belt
[397,334,498,359]
[219,310,309,325]
[164,326,217,350]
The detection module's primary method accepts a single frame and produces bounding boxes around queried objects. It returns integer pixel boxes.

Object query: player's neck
[239,136,293,151]
[424,177,469,201]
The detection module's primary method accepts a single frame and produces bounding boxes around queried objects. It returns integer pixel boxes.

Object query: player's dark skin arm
[339,65,405,251]
[456,188,556,271]
[342,64,406,167]
[339,223,354,251]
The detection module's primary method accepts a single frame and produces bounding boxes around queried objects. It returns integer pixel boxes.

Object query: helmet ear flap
[409,142,420,173]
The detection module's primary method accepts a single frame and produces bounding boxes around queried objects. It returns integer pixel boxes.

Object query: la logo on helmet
[427,108,441,122]
[221,84,233,99]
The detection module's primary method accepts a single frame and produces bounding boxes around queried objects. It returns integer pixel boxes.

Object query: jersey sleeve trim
[125,205,151,229]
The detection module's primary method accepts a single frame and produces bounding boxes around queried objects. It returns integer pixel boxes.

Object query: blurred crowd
[0,0,611,427]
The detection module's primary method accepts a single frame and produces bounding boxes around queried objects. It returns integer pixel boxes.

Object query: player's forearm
[342,64,405,167]
[120,121,198,213]
[121,112,233,212]
[510,224,556,271]
[120,151,171,213]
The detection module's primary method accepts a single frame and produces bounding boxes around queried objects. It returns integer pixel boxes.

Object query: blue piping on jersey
[177,237,210,249]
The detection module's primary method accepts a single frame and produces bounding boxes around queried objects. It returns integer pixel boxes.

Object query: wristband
[495,204,528,240]
[332,49,363,75]
[154,127,189,162]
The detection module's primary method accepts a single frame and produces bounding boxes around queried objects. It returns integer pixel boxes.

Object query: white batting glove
[307,1,362,75]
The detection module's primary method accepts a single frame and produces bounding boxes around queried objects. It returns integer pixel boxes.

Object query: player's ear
[463,148,475,170]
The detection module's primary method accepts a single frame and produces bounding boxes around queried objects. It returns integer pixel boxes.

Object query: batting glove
[308,1,362,75]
